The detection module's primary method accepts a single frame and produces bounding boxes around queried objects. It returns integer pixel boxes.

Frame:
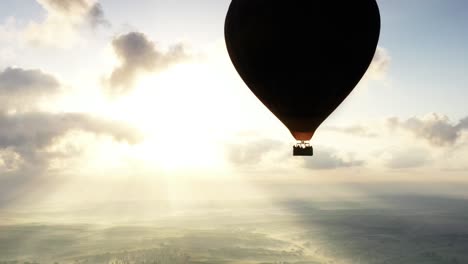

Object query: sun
[93,62,232,171]
[75,56,283,173]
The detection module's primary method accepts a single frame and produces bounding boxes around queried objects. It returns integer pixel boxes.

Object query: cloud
[23,0,110,47]
[39,0,89,14]
[226,139,284,166]
[226,140,364,170]
[38,0,109,26]
[383,148,430,169]
[325,125,377,137]
[0,112,141,149]
[303,148,364,170]
[363,47,391,81]
[106,32,189,95]
[0,67,59,93]
[0,63,141,207]
[0,112,142,172]
[87,3,110,28]
[388,113,468,146]
[0,64,141,173]
[0,67,60,111]
[457,116,468,130]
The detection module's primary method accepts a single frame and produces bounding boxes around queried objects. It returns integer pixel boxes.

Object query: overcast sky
[1,0,468,210]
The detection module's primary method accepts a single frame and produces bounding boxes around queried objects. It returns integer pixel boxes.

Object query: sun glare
[94,62,233,171]
[61,55,285,174]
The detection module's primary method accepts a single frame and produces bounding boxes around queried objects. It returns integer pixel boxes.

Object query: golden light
[90,62,238,172]
[50,49,288,175]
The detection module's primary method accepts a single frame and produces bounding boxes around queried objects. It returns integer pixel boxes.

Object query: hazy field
[1,184,468,264]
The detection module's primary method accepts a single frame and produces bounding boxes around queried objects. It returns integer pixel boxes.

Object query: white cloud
[20,0,110,48]
[0,112,142,172]
[303,147,364,170]
[226,138,285,166]
[382,148,430,169]
[324,125,378,138]
[363,46,391,81]
[38,0,89,15]
[388,113,468,146]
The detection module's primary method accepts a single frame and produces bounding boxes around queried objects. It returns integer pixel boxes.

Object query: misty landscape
[2,183,468,264]
[2,0,468,263]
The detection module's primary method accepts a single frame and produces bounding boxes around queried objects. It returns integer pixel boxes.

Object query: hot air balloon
[224,0,381,156]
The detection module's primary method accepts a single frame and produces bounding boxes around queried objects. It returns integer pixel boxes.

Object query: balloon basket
[293,141,313,156]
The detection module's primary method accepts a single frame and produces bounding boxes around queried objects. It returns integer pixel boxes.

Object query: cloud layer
[106,32,189,95]
[0,63,143,175]
[0,112,141,172]
[0,67,59,94]
[383,148,429,169]
[226,139,284,166]
[303,148,364,170]
[325,125,377,138]
[388,113,468,146]
[0,67,60,111]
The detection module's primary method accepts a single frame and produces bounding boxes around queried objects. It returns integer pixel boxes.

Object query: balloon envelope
[225,0,381,140]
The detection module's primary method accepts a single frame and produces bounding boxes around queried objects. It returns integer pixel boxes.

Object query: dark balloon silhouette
[225,0,381,156]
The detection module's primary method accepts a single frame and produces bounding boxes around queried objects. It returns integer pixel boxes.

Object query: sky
[1,0,468,211]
